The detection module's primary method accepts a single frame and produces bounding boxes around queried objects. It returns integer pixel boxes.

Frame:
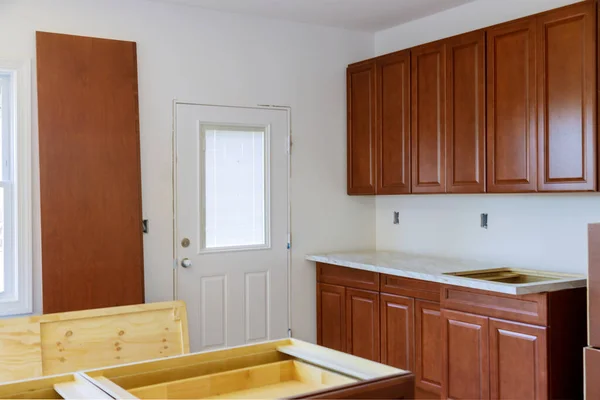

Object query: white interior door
[175,103,289,352]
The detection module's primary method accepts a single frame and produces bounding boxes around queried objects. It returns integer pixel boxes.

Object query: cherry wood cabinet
[347,61,377,195]
[377,51,411,194]
[411,42,446,194]
[346,288,380,362]
[489,319,548,400]
[317,283,346,352]
[347,2,598,196]
[441,309,489,400]
[537,2,597,191]
[446,31,486,193]
[380,294,414,371]
[317,263,585,399]
[586,347,600,400]
[415,300,442,396]
[486,18,537,193]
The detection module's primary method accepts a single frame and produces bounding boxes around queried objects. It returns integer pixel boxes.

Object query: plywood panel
[0,301,189,383]
[36,31,144,313]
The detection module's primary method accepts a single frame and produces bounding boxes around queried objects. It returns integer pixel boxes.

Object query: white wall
[375,0,583,55]
[0,0,376,342]
[374,0,597,275]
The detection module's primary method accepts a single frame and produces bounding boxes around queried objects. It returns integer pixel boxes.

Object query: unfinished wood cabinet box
[79,339,414,399]
[0,373,113,399]
[0,301,189,383]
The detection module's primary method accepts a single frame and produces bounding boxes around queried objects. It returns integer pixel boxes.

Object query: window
[200,124,270,252]
[0,60,31,316]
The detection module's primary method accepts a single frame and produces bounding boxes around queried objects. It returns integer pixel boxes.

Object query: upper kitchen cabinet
[487,18,537,193]
[537,2,597,191]
[347,61,377,195]
[446,31,486,193]
[411,42,446,194]
[377,51,411,194]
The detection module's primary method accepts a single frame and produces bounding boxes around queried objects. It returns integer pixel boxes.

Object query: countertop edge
[306,254,587,295]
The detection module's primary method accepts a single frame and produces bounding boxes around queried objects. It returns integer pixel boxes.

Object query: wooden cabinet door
[489,319,547,400]
[37,32,144,313]
[487,19,537,193]
[347,61,377,195]
[346,288,380,362]
[411,42,446,193]
[377,51,411,194]
[441,309,489,400]
[537,2,596,191]
[317,283,346,352]
[380,293,414,370]
[415,300,442,395]
[446,31,486,193]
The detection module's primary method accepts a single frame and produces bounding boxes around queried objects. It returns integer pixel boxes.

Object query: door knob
[181,258,192,268]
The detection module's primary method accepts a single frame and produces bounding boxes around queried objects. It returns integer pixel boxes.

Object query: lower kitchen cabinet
[415,300,442,396]
[346,288,380,362]
[380,293,414,370]
[316,263,585,400]
[489,319,547,400]
[441,309,489,400]
[317,282,381,362]
[317,283,346,352]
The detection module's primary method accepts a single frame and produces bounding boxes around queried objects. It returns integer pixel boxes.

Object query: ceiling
[156,0,477,32]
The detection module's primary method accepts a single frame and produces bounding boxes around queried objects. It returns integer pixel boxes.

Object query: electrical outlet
[481,213,488,229]
[393,212,400,225]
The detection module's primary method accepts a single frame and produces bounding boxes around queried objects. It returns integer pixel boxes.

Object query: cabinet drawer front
[317,263,379,291]
[381,274,440,302]
[441,285,548,325]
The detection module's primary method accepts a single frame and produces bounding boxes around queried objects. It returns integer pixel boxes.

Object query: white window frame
[0,60,32,316]
[198,123,271,254]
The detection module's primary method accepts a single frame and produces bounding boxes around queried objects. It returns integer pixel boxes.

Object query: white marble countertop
[306,251,587,295]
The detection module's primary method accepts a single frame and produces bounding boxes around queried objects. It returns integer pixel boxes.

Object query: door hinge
[288,328,292,338]
[287,233,291,250]
[287,136,292,155]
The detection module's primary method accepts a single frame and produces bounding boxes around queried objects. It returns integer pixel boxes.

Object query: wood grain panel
[537,2,596,191]
[316,283,346,352]
[415,300,442,395]
[0,301,188,383]
[377,51,411,194]
[489,318,547,400]
[380,294,414,371]
[441,309,489,400]
[585,347,600,400]
[36,32,144,313]
[411,42,446,193]
[317,263,379,291]
[446,31,486,193]
[487,19,537,193]
[590,224,600,348]
[347,61,377,195]
[346,289,380,362]
[441,285,548,325]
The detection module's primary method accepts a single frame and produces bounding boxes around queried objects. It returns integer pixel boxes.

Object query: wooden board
[0,373,112,400]
[0,301,189,383]
[36,31,144,314]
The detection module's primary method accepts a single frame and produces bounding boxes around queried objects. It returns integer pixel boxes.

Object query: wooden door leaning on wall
[36,32,144,313]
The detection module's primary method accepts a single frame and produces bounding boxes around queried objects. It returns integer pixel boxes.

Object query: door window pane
[203,125,268,250]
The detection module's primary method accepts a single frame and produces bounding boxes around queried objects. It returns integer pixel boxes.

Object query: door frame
[171,100,293,337]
